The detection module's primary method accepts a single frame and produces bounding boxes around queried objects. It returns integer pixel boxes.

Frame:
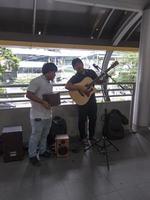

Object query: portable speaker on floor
[55,134,69,158]
[2,126,24,162]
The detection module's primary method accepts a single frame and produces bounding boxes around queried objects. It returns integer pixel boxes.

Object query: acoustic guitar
[69,61,119,105]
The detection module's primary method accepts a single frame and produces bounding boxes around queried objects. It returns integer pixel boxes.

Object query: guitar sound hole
[79,90,84,96]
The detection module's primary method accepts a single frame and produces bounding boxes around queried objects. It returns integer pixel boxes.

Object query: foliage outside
[112,51,138,82]
[0,47,20,83]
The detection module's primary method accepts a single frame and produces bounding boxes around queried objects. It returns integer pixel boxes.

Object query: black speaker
[2,126,24,162]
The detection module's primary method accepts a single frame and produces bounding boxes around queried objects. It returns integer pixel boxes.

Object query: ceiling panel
[0,0,148,49]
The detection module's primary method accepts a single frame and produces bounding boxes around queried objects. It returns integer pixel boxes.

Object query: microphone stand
[93,64,126,91]
[84,64,121,170]
[84,108,119,170]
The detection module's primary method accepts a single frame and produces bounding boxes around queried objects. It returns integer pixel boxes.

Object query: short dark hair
[72,58,83,68]
[42,62,58,74]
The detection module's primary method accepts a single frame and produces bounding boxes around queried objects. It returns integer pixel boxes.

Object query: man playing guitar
[65,58,103,146]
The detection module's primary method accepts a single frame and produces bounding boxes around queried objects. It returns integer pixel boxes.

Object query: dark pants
[78,97,97,140]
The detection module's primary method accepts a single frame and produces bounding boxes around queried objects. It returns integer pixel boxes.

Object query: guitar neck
[88,61,119,87]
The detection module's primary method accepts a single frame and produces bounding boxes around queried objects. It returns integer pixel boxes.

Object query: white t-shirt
[27,75,52,119]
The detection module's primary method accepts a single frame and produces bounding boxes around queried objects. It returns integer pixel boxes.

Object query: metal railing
[0,82,135,109]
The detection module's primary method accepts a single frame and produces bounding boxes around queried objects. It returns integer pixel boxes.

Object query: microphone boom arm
[93,63,126,90]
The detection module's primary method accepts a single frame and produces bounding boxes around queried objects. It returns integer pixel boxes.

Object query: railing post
[129,83,136,133]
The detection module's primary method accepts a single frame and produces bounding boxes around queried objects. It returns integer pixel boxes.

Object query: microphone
[93,64,101,71]
[93,64,109,79]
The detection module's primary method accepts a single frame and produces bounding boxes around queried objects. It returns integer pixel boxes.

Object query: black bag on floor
[104,109,128,140]
[47,116,67,147]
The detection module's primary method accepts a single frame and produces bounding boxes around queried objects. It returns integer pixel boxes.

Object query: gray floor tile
[1,133,150,200]
[95,191,124,200]
[118,186,150,200]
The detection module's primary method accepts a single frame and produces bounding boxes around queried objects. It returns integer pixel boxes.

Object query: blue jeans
[28,118,52,158]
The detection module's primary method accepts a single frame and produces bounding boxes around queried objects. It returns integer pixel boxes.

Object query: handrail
[0,82,134,87]
[0,82,135,108]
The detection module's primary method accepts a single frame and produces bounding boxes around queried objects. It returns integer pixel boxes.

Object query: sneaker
[29,157,41,166]
[40,151,51,158]
[89,137,97,144]
[81,138,89,146]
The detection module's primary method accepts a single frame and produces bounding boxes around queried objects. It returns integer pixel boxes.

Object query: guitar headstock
[111,61,119,67]
[97,60,119,79]
[104,61,119,74]
[109,61,119,70]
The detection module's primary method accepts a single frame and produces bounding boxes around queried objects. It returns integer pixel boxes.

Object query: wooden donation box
[2,126,24,162]
[55,134,69,158]
[43,92,60,106]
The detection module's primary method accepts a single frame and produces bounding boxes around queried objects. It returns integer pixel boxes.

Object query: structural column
[133,7,150,131]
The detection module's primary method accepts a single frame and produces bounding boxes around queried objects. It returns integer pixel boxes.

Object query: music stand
[84,108,119,170]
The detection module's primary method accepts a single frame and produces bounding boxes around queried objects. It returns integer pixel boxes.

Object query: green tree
[113,52,138,82]
[0,47,20,82]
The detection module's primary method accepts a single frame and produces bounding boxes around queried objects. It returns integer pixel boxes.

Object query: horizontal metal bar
[0,82,134,108]
[0,82,135,88]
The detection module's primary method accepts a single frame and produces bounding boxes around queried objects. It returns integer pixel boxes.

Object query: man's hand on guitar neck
[96,79,104,84]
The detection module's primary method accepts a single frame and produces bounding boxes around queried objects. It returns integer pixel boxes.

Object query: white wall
[0,101,131,144]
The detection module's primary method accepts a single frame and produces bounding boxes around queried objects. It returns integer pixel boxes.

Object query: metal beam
[113,12,142,46]
[101,51,113,101]
[97,9,115,39]
[102,12,142,67]
[0,39,138,51]
[101,12,142,101]
[125,19,141,41]
[91,13,103,37]
[32,0,37,35]
[55,0,147,12]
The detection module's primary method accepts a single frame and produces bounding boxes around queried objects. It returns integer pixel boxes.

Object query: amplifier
[43,92,60,106]
[55,134,69,158]
[2,126,24,162]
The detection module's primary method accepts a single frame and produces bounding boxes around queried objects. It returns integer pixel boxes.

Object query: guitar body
[68,61,119,105]
[69,77,96,105]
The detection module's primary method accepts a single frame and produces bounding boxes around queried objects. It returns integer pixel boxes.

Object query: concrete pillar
[133,8,150,131]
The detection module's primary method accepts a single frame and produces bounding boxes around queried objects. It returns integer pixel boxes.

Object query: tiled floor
[1,132,150,200]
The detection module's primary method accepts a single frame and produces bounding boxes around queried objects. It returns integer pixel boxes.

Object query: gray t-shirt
[27,75,52,119]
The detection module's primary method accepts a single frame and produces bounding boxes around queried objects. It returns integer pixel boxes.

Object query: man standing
[26,62,57,166]
[65,58,103,146]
